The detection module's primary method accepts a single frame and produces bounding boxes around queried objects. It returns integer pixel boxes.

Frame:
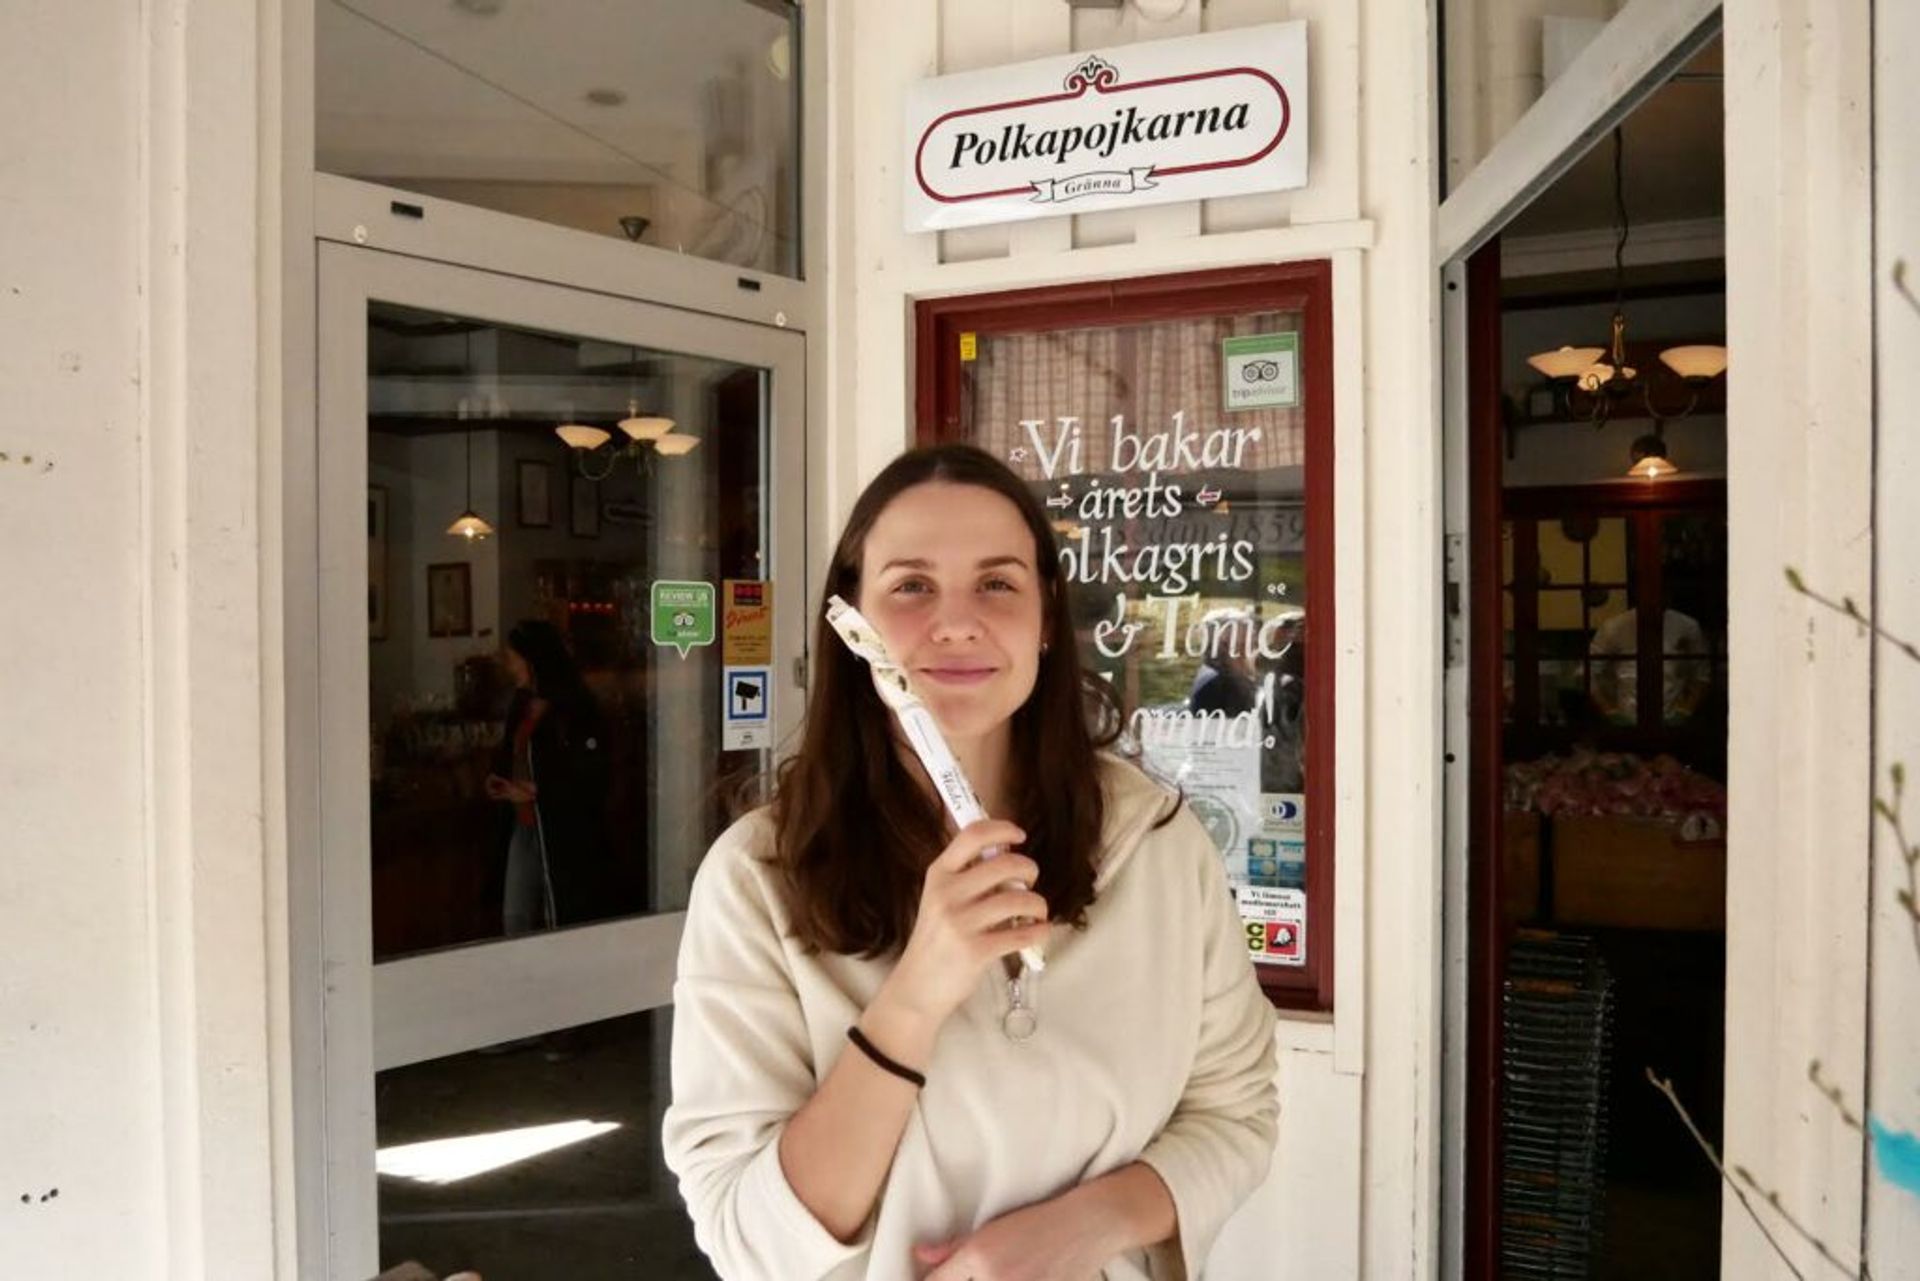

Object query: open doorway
[1461,39,1728,1281]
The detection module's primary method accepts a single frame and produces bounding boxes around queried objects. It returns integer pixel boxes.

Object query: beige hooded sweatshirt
[662,755,1279,1280]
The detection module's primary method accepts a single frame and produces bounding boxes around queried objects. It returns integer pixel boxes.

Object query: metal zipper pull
[1001,965,1038,1042]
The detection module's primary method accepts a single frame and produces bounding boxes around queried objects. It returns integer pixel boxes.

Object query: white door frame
[299,239,808,1280]
[1434,5,1722,1276]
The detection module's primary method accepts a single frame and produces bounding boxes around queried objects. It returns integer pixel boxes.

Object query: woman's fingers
[961,888,1050,937]
[947,851,1041,901]
[931,819,1027,874]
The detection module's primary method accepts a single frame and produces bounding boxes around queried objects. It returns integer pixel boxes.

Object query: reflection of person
[1588,608,1711,724]
[485,620,608,934]
[1188,611,1258,716]
[663,445,1278,1281]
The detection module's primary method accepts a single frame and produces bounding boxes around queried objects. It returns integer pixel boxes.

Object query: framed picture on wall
[367,484,389,640]
[571,473,600,538]
[517,460,552,528]
[426,562,472,637]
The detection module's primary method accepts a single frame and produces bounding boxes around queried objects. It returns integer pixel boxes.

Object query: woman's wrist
[859,981,943,1073]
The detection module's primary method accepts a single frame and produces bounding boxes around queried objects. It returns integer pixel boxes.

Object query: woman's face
[856,481,1046,747]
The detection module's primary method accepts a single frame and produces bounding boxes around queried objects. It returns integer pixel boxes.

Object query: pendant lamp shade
[447,424,495,539]
[1627,432,1678,480]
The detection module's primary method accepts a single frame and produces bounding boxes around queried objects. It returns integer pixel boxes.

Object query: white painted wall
[827,2,1436,1276]
[1868,0,1920,1267]
[0,2,279,1279]
[1441,0,1628,191]
[1720,0,1877,1276]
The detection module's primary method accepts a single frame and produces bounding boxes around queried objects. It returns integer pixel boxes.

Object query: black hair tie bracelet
[847,1025,927,1089]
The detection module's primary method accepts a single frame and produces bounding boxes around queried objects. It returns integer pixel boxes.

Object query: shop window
[917,263,1337,1011]
[365,302,769,961]
[317,0,802,277]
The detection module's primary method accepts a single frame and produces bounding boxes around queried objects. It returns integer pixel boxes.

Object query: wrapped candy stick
[824,595,1046,972]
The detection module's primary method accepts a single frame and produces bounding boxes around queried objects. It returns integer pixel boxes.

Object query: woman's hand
[871,819,1050,1031]
[915,1164,1176,1281]
[913,1194,1119,1281]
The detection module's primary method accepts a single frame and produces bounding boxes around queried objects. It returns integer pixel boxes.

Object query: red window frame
[914,261,1337,1011]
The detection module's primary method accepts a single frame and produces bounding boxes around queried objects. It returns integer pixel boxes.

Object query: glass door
[314,242,805,1280]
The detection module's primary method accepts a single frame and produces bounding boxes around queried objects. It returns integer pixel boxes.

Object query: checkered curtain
[970,315,1307,482]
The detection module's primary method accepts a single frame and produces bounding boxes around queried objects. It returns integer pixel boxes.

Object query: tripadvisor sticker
[1222,331,1300,411]
[651,580,716,658]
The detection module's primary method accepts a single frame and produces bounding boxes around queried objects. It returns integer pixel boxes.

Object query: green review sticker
[650,580,716,658]
[1222,331,1300,411]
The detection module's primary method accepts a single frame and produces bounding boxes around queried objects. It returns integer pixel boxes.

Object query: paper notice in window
[1236,885,1306,967]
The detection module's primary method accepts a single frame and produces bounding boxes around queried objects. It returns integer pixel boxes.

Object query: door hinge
[793,652,809,689]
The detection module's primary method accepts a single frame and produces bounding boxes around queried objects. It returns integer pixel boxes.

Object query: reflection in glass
[377,1007,717,1280]
[963,310,1312,930]
[367,303,768,960]
[317,0,801,276]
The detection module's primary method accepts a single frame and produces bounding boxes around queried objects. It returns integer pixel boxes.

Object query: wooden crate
[1502,810,1542,922]
[1550,814,1726,932]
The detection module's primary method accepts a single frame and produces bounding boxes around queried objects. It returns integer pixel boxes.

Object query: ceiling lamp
[1626,428,1678,480]
[1526,346,1606,381]
[553,357,696,476]
[555,423,612,451]
[1526,129,1728,426]
[618,403,674,441]
[446,427,495,540]
[1658,345,1730,381]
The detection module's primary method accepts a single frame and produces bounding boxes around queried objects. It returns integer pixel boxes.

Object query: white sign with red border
[904,22,1308,233]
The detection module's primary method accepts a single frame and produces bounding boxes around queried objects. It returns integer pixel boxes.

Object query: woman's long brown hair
[769,444,1123,957]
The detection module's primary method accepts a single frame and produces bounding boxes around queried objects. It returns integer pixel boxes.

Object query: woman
[663,445,1278,1280]
[485,619,609,934]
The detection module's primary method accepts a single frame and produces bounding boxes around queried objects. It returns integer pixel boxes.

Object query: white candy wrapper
[824,595,1046,972]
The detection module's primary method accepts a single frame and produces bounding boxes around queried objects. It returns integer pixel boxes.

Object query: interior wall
[828,2,1438,1275]
[0,1,279,1278]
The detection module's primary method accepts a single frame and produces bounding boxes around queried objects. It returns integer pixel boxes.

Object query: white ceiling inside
[316,0,793,184]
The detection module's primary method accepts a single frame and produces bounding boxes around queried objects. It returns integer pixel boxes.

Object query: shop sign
[722,579,773,666]
[1236,885,1307,967]
[904,22,1308,232]
[722,665,772,751]
[650,581,715,658]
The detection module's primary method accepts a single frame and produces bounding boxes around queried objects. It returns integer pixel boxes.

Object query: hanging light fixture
[446,328,496,539]
[617,402,675,441]
[554,345,698,476]
[1626,428,1678,480]
[446,425,496,539]
[1526,129,1728,426]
